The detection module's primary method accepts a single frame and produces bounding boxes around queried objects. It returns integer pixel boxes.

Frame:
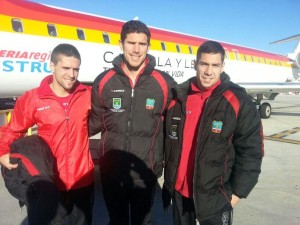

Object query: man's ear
[194,60,197,71]
[50,61,54,73]
[119,40,123,52]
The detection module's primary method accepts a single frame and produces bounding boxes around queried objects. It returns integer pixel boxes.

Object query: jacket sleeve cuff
[0,149,10,157]
[0,144,10,157]
[232,192,244,199]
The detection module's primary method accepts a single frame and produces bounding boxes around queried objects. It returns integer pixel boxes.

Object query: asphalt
[1,94,300,225]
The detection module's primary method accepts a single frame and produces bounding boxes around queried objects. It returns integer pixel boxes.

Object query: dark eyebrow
[199,61,222,67]
[62,66,80,71]
[127,40,148,45]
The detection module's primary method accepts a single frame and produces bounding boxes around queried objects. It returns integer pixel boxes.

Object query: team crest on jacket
[146,98,155,110]
[212,120,223,133]
[113,98,121,109]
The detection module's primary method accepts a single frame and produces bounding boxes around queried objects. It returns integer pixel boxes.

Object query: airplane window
[188,46,193,54]
[103,33,110,43]
[161,42,166,51]
[47,24,57,37]
[224,48,229,59]
[233,49,240,60]
[11,18,23,32]
[176,44,181,53]
[77,29,85,40]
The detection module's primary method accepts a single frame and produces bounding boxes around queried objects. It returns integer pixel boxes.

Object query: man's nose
[133,43,140,52]
[70,68,78,77]
[205,65,213,75]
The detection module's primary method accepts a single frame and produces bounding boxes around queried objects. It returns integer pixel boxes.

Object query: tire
[259,102,271,119]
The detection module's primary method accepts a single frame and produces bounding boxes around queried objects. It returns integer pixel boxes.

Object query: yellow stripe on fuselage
[0,14,291,68]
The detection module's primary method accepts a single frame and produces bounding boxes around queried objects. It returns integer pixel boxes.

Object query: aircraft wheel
[259,102,271,119]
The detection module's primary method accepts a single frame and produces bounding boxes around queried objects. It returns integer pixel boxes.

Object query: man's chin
[64,84,75,91]
[200,82,213,89]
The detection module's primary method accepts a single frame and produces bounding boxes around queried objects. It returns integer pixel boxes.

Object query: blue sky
[31,0,300,56]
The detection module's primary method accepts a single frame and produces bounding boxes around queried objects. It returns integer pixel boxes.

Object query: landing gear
[259,102,271,119]
[250,93,277,119]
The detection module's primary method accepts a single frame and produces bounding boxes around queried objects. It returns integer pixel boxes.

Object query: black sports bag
[1,135,56,207]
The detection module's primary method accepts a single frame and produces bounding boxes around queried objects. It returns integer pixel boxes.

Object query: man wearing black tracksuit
[89,20,176,225]
[162,41,264,225]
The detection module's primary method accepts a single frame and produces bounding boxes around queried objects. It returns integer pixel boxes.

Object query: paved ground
[0,94,300,225]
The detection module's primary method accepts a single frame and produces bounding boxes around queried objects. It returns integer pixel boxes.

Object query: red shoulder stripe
[151,71,168,113]
[98,70,116,105]
[223,90,240,118]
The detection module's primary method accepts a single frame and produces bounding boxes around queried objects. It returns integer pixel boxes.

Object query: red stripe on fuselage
[0,0,289,62]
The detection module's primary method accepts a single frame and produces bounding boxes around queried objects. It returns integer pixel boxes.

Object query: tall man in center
[89,20,176,225]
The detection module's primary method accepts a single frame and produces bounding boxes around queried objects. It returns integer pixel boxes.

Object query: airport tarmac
[0,94,300,225]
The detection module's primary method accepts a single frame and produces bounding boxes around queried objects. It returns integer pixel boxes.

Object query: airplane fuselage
[0,0,300,118]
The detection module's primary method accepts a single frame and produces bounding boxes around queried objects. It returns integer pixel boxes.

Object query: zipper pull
[131,89,134,97]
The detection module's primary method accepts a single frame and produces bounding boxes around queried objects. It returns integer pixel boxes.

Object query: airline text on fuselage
[102,51,195,78]
[0,50,51,62]
[0,49,51,74]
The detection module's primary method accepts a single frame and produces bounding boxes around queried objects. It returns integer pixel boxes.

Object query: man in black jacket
[89,20,176,225]
[163,40,264,225]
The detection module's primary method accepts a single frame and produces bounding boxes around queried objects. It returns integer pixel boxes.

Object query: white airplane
[0,0,299,118]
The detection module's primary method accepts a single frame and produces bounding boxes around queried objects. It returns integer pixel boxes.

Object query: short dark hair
[50,43,81,65]
[120,20,151,44]
[196,41,225,63]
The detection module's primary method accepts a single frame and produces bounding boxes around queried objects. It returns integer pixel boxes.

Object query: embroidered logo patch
[146,98,155,110]
[37,106,50,111]
[212,120,223,133]
[113,98,121,109]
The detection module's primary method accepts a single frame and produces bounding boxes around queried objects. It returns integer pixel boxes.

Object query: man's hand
[0,154,18,170]
[231,194,240,208]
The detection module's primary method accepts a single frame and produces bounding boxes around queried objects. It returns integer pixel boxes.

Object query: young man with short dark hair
[89,20,176,225]
[163,40,264,225]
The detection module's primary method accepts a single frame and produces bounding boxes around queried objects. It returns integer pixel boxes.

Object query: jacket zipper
[172,101,185,193]
[63,92,78,189]
[193,97,209,220]
[65,109,69,188]
[124,88,135,150]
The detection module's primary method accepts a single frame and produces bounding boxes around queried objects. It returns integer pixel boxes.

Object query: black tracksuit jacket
[89,54,176,184]
[163,73,264,220]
